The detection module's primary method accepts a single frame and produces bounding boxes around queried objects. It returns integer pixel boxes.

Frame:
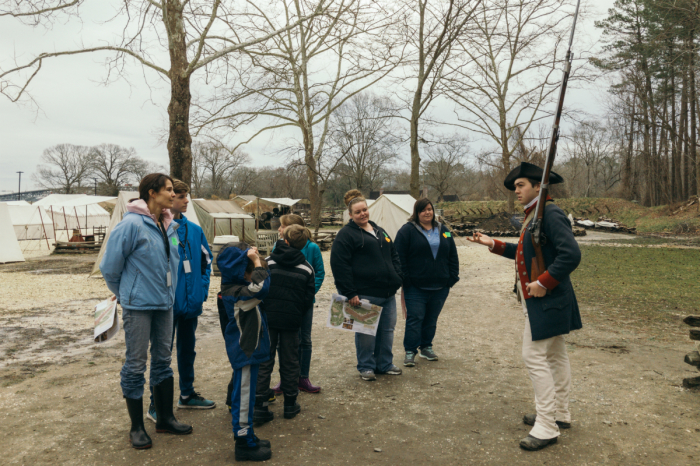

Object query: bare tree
[1,1,325,185]
[563,120,616,197]
[446,0,576,211]
[192,142,250,198]
[333,93,399,193]
[399,0,481,198]
[422,137,469,200]
[34,143,93,193]
[230,166,260,198]
[89,144,144,195]
[196,0,405,228]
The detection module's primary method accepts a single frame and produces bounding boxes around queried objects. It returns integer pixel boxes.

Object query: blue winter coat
[172,215,212,319]
[217,245,271,369]
[100,209,180,311]
[494,203,583,341]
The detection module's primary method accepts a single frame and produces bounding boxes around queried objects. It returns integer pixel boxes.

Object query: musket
[528,0,581,283]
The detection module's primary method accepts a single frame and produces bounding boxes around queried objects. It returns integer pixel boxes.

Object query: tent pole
[241,219,245,243]
[37,207,50,250]
[62,207,69,238]
[74,206,82,233]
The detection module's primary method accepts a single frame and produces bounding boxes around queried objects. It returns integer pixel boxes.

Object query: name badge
[167,270,172,287]
[183,260,191,274]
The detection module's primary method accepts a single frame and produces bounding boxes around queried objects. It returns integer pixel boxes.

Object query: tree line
[2,0,583,223]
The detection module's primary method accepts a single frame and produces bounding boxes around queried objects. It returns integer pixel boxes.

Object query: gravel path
[0,240,698,465]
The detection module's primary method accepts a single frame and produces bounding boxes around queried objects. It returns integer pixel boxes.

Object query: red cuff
[490,239,506,256]
[538,271,560,290]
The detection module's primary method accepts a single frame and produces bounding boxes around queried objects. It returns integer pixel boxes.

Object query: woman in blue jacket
[100,174,192,449]
[394,198,460,368]
[271,214,325,394]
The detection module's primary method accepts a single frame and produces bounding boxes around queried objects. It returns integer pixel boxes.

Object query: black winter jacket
[261,242,315,330]
[394,222,460,290]
[330,220,403,300]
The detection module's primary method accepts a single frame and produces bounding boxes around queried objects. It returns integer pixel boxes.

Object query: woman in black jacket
[330,189,404,381]
[394,198,459,368]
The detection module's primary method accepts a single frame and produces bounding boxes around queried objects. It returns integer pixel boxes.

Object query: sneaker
[382,364,402,375]
[404,351,416,367]
[178,391,216,409]
[272,381,282,395]
[298,377,321,393]
[360,370,376,381]
[419,346,438,361]
[146,402,157,423]
[267,388,277,403]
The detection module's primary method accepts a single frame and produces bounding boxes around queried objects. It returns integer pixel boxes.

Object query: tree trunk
[671,59,679,201]
[690,45,698,197]
[622,97,634,199]
[164,1,193,185]
[681,62,689,200]
[409,103,421,199]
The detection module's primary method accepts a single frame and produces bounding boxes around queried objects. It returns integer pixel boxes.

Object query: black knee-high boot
[153,377,193,435]
[125,397,152,449]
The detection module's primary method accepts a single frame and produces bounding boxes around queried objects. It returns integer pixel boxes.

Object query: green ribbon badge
[171,237,178,246]
[444,232,452,238]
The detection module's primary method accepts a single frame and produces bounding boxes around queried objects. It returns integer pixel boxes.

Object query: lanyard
[178,222,190,260]
[158,221,170,263]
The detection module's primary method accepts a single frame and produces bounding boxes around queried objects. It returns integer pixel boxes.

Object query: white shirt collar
[523,197,538,212]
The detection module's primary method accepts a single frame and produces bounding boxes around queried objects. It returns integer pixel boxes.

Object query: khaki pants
[521,299,571,439]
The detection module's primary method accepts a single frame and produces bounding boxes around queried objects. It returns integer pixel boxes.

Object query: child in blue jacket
[147,180,214,423]
[216,242,273,462]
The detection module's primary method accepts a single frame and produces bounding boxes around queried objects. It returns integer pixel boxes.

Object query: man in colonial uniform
[468,162,582,451]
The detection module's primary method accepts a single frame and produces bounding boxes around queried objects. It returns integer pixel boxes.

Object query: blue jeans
[403,287,450,354]
[120,308,174,400]
[148,314,198,404]
[354,295,397,373]
[298,305,313,378]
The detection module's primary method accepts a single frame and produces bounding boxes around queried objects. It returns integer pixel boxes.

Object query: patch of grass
[572,245,700,325]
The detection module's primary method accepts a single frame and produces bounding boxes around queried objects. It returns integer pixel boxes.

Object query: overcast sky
[0,0,609,194]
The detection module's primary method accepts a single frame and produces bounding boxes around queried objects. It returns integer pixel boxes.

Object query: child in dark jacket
[254,225,315,424]
[216,243,272,462]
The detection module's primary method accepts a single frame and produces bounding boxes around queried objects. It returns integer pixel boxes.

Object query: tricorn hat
[503,162,564,191]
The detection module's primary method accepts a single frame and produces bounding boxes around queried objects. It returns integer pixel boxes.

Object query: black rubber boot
[235,437,272,462]
[153,376,193,435]
[253,393,274,426]
[283,395,300,419]
[125,397,152,449]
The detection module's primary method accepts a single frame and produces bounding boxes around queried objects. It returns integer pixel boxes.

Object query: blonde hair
[280,214,305,228]
[344,189,366,214]
[284,224,311,250]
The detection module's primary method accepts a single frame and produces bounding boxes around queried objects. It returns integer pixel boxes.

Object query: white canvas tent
[342,198,376,225]
[192,199,255,245]
[37,195,115,232]
[0,203,25,263]
[6,204,55,241]
[1,200,30,206]
[91,191,201,276]
[365,194,416,240]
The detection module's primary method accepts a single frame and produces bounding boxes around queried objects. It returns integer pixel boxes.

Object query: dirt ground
[1,233,699,465]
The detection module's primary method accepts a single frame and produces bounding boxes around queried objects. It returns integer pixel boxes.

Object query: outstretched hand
[466,231,494,248]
